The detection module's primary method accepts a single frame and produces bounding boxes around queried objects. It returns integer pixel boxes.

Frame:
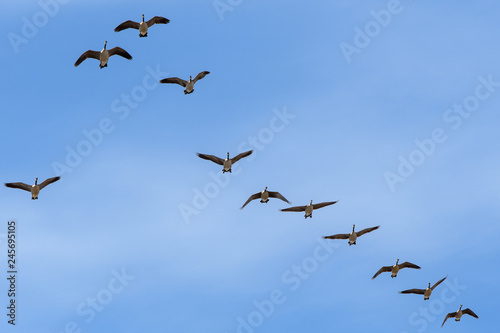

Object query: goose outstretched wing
[38,176,60,190]
[356,226,379,237]
[114,20,140,32]
[74,50,100,67]
[108,47,133,60]
[147,16,170,26]
[192,71,210,83]
[230,150,253,164]
[240,193,261,209]
[160,77,188,87]
[197,153,224,165]
[4,182,31,192]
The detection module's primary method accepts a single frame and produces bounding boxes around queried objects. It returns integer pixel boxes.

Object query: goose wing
[431,276,447,290]
[146,16,170,26]
[230,150,253,164]
[371,265,392,279]
[114,20,140,32]
[356,225,379,237]
[268,191,290,204]
[4,182,32,192]
[160,77,187,87]
[108,47,132,60]
[441,312,456,327]
[323,233,350,240]
[312,201,338,209]
[196,153,224,165]
[281,205,307,212]
[192,71,210,83]
[462,308,478,318]
[400,288,425,295]
[399,262,421,270]
[74,50,100,67]
[38,176,60,190]
[240,193,261,209]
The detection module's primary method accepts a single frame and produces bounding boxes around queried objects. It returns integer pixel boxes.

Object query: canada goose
[74,41,132,69]
[323,224,379,245]
[114,14,170,37]
[5,177,60,200]
[441,305,478,327]
[372,259,421,279]
[197,150,253,173]
[400,276,447,300]
[160,71,210,94]
[280,200,338,219]
[240,187,290,209]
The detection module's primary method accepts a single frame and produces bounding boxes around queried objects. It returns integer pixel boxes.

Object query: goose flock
[4,9,481,331]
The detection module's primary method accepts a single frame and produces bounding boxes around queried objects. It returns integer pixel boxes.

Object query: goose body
[442,305,478,327]
[197,150,253,173]
[115,14,170,37]
[160,71,210,94]
[400,276,447,300]
[5,177,60,200]
[323,224,379,245]
[372,259,421,279]
[99,48,109,68]
[240,187,290,209]
[280,200,338,218]
[74,41,132,69]
[260,189,269,203]
[223,157,232,172]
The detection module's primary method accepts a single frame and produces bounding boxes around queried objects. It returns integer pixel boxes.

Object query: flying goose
[372,259,421,279]
[280,200,338,219]
[400,276,447,300]
[5,177,60,200]
[240,187,290,209]
[114,14,170,37]
[74,41,132,69]
[323,224,379,245]
[441,305,478,327]
[197,150,253,173]
[160,71,210,94]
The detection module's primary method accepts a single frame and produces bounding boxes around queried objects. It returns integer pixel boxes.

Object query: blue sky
[1,0,499,332]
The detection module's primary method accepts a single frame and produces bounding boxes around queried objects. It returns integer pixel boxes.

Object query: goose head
[396,259,400,265]
[103,41,107,50]
[352,224,355,232]
[264,186,268,191]
[226,152,230,159]
[142,14,145,22]
[309,200,313,205]
[427,282,431,289]
[35,177,38,185]
[189,75,193,82]
[459,305,463,310]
